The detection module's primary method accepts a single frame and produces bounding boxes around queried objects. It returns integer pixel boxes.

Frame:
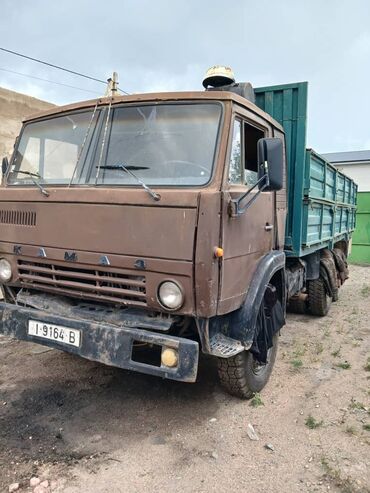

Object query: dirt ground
[0,265,369,493]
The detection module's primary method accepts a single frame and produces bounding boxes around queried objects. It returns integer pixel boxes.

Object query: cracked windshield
[8,103,221,186]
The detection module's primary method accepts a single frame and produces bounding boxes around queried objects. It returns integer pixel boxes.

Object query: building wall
[335,163,370,192]
[0,87,55,159]
[335,163,370,264]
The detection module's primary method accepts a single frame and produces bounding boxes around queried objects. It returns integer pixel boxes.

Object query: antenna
[105,72,119,97]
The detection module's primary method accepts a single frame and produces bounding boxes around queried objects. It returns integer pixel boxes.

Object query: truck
[0,71,357,398]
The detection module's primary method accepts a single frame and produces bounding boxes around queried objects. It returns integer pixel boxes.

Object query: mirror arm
[228,173,269,217]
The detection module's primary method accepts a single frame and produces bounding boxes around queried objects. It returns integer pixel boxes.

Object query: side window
[228,119,242,184]
[228,118,265,187]
[244,122,264,186]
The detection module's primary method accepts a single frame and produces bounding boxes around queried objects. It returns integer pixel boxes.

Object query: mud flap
[249,286,284,364]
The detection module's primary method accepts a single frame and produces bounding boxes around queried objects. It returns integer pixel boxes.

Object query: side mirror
[2,156,9,176]
[257,138,284,191]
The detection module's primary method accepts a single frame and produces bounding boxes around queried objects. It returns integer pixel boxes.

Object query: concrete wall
[0,87,55,159]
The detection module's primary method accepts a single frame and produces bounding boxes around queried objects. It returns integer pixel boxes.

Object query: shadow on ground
[0,345,221,480]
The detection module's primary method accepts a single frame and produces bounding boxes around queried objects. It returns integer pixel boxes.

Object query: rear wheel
[307,277,332,316]
[217,333,278,399]
[288,297,307,314]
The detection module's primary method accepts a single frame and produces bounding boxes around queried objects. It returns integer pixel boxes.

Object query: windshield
[8,110,101,185]
[8,102,222,187]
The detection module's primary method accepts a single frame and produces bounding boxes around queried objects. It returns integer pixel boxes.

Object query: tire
[217,333,279,399]
[307,277,332,316]
[287,297,307,314]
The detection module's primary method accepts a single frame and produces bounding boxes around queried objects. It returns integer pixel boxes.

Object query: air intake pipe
[202,65,255,103]
[206,82,255,104]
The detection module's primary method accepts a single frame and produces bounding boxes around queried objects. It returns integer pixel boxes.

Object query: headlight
[158,281,184,310]
[0,258,12,282]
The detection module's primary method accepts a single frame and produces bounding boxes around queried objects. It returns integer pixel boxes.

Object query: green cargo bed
[254,82,357,257]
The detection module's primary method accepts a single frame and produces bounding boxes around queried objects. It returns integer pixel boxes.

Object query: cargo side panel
[255,82,308,256]
[255,83,357,257]
[301,150,357,254]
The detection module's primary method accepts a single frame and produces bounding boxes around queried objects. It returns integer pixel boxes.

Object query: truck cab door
[218,116,274,314]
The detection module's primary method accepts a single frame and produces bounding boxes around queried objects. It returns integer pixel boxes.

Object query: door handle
[265,223,273,231]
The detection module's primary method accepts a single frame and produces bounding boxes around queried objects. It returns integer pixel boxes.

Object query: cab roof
[23,90,284,132]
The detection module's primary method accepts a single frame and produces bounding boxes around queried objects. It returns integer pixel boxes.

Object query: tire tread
[308,277,330,316]
[217,335,278,399]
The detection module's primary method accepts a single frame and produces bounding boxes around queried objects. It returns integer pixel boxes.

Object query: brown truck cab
[0,87,294,398]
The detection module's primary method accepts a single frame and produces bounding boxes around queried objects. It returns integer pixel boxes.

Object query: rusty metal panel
[194,191,221,318]
[0,200,197,261]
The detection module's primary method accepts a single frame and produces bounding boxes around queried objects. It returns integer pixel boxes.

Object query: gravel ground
[0,265,369,493]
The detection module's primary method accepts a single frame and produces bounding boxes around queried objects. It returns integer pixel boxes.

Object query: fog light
[0,258,12,282]
[161,347,178,368]
[158,281,184,310]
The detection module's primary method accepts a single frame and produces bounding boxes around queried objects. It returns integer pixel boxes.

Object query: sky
[0,0,369,153]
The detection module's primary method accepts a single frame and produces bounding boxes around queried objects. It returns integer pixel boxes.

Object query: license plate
[28,320,81,347]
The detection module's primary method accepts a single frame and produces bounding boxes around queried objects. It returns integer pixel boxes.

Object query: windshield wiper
[13,170,50,197]
[98,164,161,201]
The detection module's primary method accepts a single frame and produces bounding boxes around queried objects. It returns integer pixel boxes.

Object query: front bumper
[0,301,199,382]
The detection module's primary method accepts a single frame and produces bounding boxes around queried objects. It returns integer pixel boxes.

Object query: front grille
[17,258,147,307]
[0,210,36,226]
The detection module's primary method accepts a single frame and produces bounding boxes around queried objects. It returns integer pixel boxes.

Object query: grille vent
[0,210,36,226]
[17,258,147,307]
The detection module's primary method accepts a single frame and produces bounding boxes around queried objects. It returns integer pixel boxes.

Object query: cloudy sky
[0,0,369,153]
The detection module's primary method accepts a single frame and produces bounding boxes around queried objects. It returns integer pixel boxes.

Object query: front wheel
[217,333,279,399]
